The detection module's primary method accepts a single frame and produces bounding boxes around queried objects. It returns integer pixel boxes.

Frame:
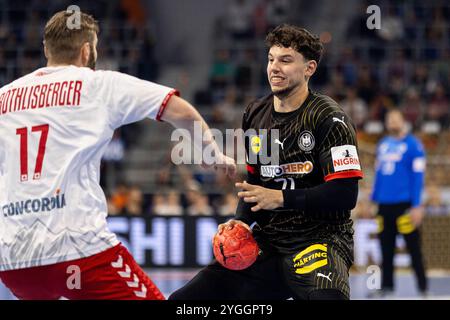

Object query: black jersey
[241,90,363,264]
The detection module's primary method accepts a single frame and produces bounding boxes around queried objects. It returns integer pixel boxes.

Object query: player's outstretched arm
[160,95,236,178]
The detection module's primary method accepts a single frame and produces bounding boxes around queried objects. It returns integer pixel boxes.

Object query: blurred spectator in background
[425,83,449,128]
[356,64,378,104]
[384,50,411,105]
[410,64,429,97]
[226,0,254,41]
[152,193,167,215]
[0,49,7,84]
[211,87,241,125]
[107,196,121,216]
[424,184,449,216]
[186,188,214,216]
[110,183,130,213]
[209,49,234,91]
[431,49,450,89]
[371,109,428,297]
[324,71,346,101]
[340,88,368,129]
[265,0,290,31]
[399,88,425,128]
[120,0,147,29]
[218,192,239,216]
[152,190,183,216]
[253,0,268,36]
[376,6,404,42]
[233,48,256,92]
[336,48,359,87]
[369,93,394,122]
[123,186,144,216]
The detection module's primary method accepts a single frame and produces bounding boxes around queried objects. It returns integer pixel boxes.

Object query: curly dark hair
[265,24,324,64]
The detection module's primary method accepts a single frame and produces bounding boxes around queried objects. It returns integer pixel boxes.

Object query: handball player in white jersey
[0,10,236,300]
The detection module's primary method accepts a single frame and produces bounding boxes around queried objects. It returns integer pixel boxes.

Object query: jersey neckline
[271,90,314,121]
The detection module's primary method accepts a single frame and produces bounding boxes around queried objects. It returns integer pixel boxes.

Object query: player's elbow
[343,191,358,211]
[161,95,199,125]
[333,179,359,211]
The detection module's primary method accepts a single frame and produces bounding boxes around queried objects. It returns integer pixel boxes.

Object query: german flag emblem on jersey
[293,244,328,274]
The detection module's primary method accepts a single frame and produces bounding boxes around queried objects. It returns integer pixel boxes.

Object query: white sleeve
[96,70,179,129]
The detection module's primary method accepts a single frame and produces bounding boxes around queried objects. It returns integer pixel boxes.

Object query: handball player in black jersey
[170,24,363,300]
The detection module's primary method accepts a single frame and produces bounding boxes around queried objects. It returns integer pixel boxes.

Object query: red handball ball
[213,224,259,270]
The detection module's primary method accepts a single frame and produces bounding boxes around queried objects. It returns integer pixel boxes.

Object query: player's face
[386,111,405,136]
[267,45,307,98]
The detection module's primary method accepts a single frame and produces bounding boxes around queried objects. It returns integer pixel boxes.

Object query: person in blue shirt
[371,109,428,297]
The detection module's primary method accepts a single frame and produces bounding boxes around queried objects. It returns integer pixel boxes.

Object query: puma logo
[317,272,332,282]
[275,137,287,150]
[332,116,347,128]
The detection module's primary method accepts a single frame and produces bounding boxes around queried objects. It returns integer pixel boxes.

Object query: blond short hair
[44,10,99,63]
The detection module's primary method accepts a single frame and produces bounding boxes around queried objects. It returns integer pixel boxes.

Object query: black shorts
[169,242,350,300]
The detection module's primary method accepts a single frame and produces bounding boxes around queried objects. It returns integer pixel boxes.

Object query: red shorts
[0,244,164,300]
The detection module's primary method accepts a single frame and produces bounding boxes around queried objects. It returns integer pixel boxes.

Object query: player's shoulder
[93,69,153,89]
[309,91,355,133]
[309,90,339,106]
[0,82,12,93]
[378,135,390,144]
[93,69,120,77]
[406,133,421,143]
[90,68,120,81]
[376,136,390,149]
[0,69,37,92]
[308,91,344,119]
[406,133,425,151]
[245,93,272,113]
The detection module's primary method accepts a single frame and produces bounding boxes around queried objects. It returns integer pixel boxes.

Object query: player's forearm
[235,170,260,224]
[161,95,222,156]
[235,198,255,225]
[282,178,358,214]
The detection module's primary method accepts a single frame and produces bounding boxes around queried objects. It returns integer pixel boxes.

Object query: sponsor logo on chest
[260,161,313,178]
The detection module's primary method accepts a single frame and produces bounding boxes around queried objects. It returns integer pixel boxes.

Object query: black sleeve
[235,169,260,225]
[235,102,258,225]
[235,198,254,225]
[282,178,358,215]
[315,110,363,182]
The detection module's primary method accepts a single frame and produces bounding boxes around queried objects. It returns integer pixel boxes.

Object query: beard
[270,75,305,99]
[271,82,297,99]
[388,127,402,137]
[87,45,96,70]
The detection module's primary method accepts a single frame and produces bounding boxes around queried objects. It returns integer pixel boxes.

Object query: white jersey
[0,66,177,271]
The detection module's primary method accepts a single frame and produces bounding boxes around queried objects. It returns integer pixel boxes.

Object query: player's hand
[202,153,237,179]
[217,219,251,235]
[409,206,425,227]
[236,181,284,212]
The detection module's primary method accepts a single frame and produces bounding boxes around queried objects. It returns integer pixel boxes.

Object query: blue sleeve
[410,138,426,207]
